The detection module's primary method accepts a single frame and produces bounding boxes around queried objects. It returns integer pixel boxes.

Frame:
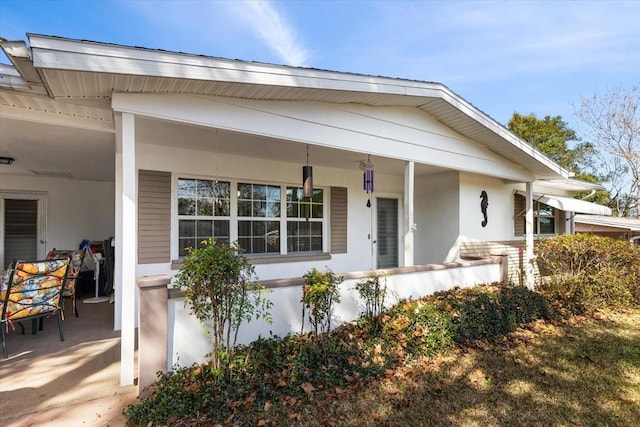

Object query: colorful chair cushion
[1,258,70,358]
[2,259,69,321]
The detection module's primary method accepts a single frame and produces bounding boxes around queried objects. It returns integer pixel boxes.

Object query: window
[237,183,281,254]
[178,178,230,256]
[514,194,560,236]
[535,203,555,234]
[286,187,323,252]
[177,178,329,258]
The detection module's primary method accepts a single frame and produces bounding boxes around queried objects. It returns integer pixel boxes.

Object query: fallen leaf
[183,383,200,393]
[264,401,272,411]
[301,382,315,396]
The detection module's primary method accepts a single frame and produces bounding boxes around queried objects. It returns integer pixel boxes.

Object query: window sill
[171,252,331,270]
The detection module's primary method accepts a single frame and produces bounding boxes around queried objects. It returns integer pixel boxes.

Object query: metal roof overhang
[517,191,612,216]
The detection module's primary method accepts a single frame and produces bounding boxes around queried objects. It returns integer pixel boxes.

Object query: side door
[0,192,47,269]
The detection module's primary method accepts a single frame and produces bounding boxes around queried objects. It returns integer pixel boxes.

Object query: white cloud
[227,0,310,66]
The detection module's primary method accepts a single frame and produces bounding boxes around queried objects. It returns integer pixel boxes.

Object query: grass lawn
[263,310,640,427]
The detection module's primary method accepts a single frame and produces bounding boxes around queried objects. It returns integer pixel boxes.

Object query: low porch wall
[136,258,502,393]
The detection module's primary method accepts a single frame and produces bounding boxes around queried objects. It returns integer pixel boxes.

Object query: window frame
[176,177,232,257]
[173,175,328,259]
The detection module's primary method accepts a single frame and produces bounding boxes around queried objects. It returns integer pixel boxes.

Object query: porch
[0,300,136,425]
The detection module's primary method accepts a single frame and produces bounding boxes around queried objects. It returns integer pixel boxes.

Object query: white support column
[115,112,137,386]
[525,182,535,289]
[568,212,575,234]
[403,161,415,267]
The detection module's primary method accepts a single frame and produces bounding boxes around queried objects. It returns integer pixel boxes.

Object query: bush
[174,239,272,374]
[354,274,387,325]
[432,285,550,344]
[301,267,343,335]
[124,284,549,426]
[536,234,640,312]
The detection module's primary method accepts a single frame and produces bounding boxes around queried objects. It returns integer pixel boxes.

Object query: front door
[0,192,47,269]
[376,198,398,269]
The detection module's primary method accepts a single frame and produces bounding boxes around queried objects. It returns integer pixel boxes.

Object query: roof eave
[24,33,570,180]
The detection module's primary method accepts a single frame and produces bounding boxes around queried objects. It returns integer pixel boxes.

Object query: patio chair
[47,248,86,317]
[0,257,71,358]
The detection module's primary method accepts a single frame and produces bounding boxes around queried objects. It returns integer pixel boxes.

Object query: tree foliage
[508,113,594,175]
[508,112,610,207]
[575,85,640,217]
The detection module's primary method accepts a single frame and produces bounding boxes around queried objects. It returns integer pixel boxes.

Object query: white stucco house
[0,34,611,388]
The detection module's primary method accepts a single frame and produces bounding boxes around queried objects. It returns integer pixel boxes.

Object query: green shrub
[354,274,387,325]
[536,234,640,311]
[301,267,343,335]
[433,285,550,344]
[174,238,272,374]
[124,284,550,426]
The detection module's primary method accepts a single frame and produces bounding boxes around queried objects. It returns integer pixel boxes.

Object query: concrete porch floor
[0,298,139,426]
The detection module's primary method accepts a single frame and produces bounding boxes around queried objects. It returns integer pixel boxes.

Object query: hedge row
[536,234,640,314]
[124,284,550,425]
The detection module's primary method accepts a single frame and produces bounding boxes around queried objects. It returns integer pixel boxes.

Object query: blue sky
[1,0,638,133]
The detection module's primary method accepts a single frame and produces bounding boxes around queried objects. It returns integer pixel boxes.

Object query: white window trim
[172,174,328,260]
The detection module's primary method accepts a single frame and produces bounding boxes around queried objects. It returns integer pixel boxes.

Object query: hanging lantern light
[363,154,374,208]
[302,145,313,198]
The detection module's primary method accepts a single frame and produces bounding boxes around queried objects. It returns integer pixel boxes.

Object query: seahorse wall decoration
[480,190,489,227]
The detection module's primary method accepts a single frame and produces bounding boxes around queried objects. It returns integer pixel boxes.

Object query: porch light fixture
[0,156,15,165]
[302,145,313,198]
[363,154,374,207]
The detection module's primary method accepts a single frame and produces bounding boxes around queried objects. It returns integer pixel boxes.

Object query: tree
[508,113,596,177]
[575,85,640,217]
[508,112,611,208]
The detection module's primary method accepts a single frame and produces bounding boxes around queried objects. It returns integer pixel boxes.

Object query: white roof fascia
[26,34,569,180]
[28,34,437,95]
[0,39,48,94]
[0,64,31,90]
[516,191,612,216]
[428,88,569,179]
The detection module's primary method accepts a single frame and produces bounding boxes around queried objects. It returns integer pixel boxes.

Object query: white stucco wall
[414,171,460,264]
[135,142,404,280]
[168,261,501,368]
[0,174,115,252]
[459,172,516,241]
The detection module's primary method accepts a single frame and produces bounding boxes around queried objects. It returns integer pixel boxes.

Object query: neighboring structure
[575,214,640,244]
[0,34,611,386]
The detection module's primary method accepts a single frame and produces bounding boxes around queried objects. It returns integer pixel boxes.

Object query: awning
[516,191,612,216]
